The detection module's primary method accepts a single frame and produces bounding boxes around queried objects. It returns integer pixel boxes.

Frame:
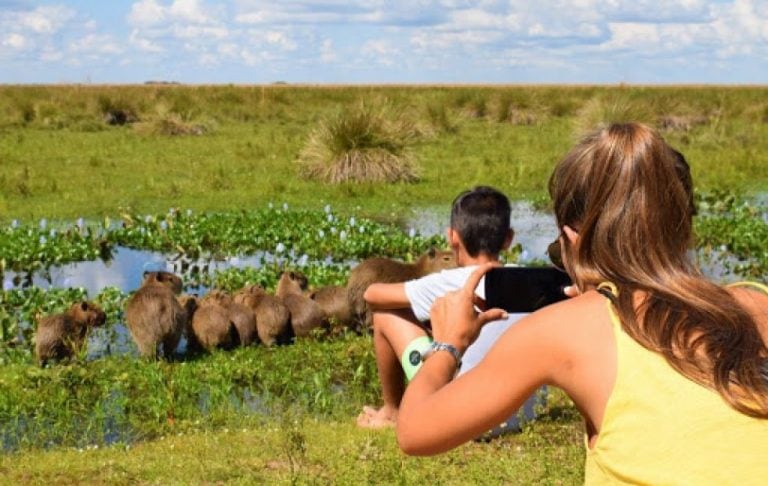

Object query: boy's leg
[357,309,429,428]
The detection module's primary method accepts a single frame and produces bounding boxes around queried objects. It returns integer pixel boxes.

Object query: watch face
[409,350,422,366]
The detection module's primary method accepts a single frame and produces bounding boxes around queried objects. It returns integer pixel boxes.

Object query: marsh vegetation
[0,85,766,483]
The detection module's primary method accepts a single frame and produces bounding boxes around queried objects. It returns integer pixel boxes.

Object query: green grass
[1,85,766,221]
[0,409,584,484]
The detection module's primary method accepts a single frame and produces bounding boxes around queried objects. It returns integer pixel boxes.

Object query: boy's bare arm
[364,282,410,310]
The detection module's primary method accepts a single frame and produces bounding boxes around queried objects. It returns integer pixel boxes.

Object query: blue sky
[1,0,766,84]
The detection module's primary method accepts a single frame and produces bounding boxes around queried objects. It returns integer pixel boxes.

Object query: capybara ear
[289,271,296,279]
[143,270,150,279]
[81,301,89,311]
[192,293,199,298]
[428,247,436,258]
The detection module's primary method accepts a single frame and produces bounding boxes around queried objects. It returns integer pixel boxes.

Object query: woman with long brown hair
[396,123,768,483]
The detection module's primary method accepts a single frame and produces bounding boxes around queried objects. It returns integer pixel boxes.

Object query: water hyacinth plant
[296,101,420,183]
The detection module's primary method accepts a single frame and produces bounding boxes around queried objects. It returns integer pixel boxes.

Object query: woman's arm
[396,264,568,455]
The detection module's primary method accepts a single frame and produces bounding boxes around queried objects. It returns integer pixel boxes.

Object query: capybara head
[200,289,233,307]
[277,271,308,295]
[178,294,199,316]
[142,271,183,295]
[68,301,107,327]
[417,248,457,275]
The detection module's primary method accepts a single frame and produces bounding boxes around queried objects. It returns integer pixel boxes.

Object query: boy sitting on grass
[358,186,523,429]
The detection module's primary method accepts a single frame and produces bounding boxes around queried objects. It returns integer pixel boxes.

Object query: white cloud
[3,33,27,49]
[320,38,336,62]
[16,5,75,34]
[129,29,165,53]
[69,34,124,55]
[128,0,167,26]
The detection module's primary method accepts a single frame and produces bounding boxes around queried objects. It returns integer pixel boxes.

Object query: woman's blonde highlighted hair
[549,122,768,418]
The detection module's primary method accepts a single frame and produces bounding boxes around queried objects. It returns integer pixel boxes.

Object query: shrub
[297,102,420,183]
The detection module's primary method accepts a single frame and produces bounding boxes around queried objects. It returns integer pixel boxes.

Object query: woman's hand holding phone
[429,263,508,354]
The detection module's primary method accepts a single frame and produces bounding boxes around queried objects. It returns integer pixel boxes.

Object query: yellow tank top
[584,282,768,485]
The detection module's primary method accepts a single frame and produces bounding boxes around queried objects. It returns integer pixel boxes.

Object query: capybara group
[347,248,457,329]
[34,301,107,366]
[233,285,292,345]
[276,271,326,338]
[124,271,187,359]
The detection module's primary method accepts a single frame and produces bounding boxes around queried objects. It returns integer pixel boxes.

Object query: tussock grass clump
[297,102,420,183]
[573,93,658,136]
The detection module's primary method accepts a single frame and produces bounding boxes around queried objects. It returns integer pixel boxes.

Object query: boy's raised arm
[364,282,410,310]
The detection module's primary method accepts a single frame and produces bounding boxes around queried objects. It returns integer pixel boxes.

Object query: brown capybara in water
[308,285,354,329]
[124,271,186,359]
[276,271,326,338]
[197,290,257,347]
[233,285,291,346]
[34,301,107,366]
[347,248,457,330]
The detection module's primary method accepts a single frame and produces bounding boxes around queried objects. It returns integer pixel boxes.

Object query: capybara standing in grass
[35,301,107,366]
[347,248,457,330]
[189,294,238,351]
[276,271,326,338]
[124,270,186,359]
[309,285,354,329]
[233,285,292,346]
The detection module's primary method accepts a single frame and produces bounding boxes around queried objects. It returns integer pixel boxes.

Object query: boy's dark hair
[450,186,511,257]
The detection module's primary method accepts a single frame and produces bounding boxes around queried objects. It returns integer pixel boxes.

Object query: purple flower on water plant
[160,221,168,231]
[327,214,334,223]
[318,229,325,238]
[275,242,286,254]
[268,202,274,209]
[2,280,13,291]
[349,217,356,227]
[282,202,289,211]
[10,219,18,229]
[339,230,347,241]
[145,215,152,224]
[39,218,47,230]
[297,254,309,267]
[39,236,47,245]
[408,228,416,238]
[359,226,365,233]
[76,217,84,229]
[186,209,193,217]
[49,229,56,238]
[330,227,337,235]
[324,204,331,214]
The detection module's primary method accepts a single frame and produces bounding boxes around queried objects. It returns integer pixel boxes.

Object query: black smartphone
[484,267,572,313]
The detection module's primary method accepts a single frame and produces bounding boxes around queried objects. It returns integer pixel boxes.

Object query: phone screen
[484,267,571,313]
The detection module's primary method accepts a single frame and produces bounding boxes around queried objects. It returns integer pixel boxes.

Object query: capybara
[177,293,200,351]
[308,285,354,329]
[233,285,292,346]
[34,301,107,366]
[276,271,326,338]
[142,270,183,295]
[189,296,238,351]
[347,248,457,330]
[198,289,257,347]
[124,270,186,359]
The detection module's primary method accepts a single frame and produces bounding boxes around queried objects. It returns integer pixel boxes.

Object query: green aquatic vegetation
[0,217,110,275]
[694,192,768,279]
[109,207,445,262]
[0,334,378,450]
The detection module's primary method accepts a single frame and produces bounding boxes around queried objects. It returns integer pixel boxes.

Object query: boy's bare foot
[356,405,398,429]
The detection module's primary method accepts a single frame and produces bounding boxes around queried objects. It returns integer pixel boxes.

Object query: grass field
[1,85,766,221]
[1,85,767,484]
